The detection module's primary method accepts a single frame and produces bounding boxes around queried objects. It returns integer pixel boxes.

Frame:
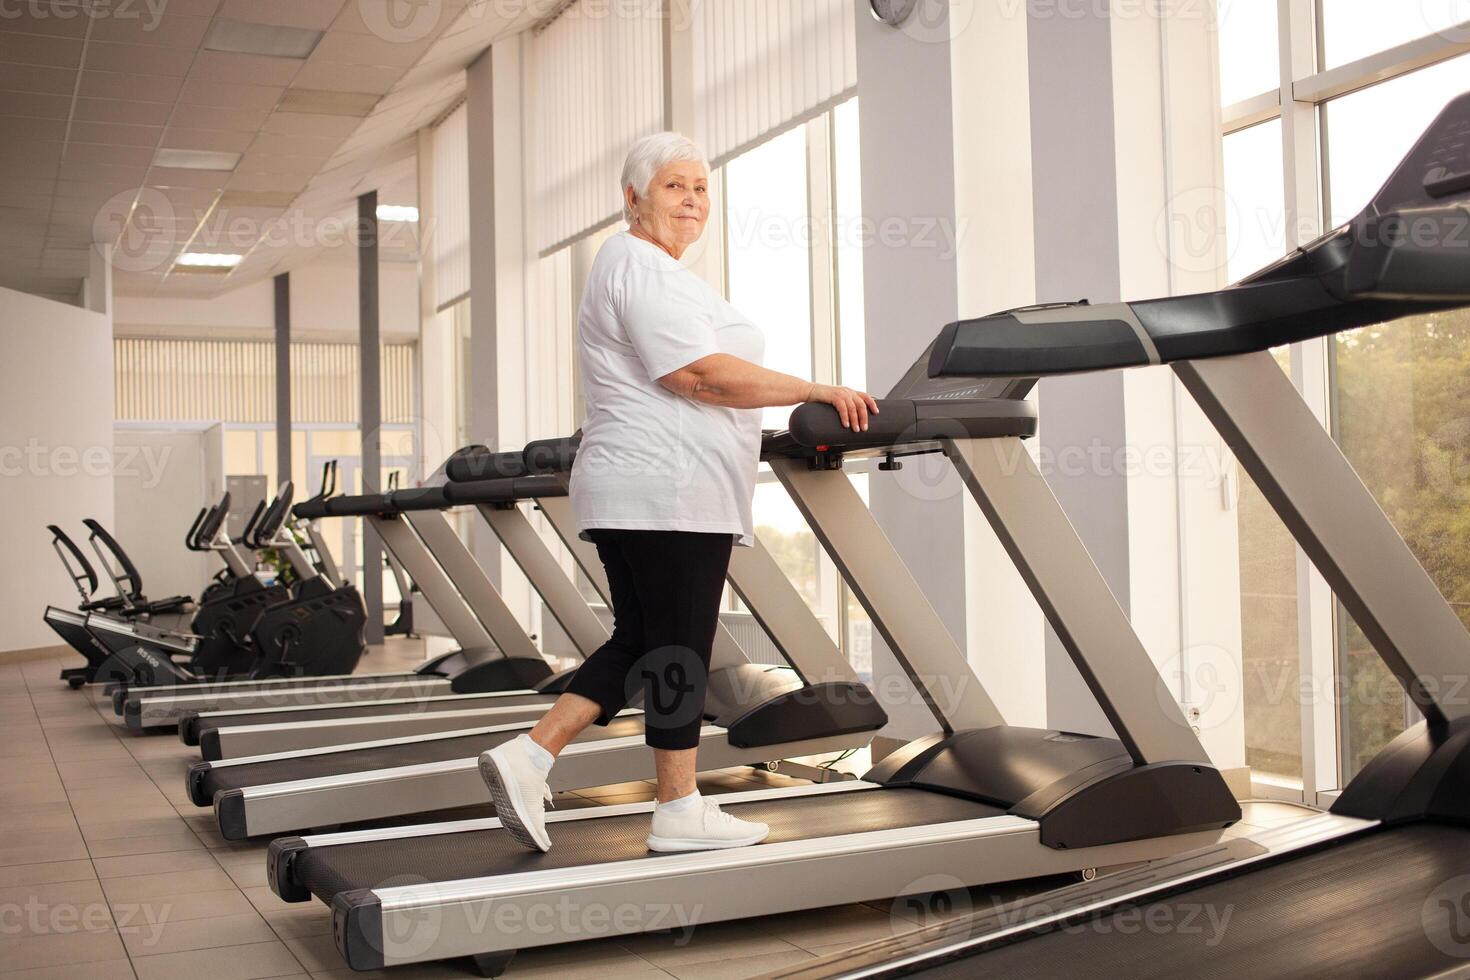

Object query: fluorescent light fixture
[176,252,243,268]
[376,205,419,222]
[154,148,241,171]
[204,18,323,59]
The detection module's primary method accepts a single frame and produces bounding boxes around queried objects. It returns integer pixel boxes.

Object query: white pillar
[854,7,970,739]
[83,243,112,317]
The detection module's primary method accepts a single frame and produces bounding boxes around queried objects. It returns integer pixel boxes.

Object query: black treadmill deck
[291,789,1002,901]
[912,822,1470,979]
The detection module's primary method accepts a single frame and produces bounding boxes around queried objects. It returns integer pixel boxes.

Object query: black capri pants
[562,528,734,750]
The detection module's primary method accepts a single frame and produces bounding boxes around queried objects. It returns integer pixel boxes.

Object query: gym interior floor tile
[0,642,1312,979]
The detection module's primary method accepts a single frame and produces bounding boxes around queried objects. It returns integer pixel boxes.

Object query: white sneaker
[647,799,770,852]
[479,740,553,852]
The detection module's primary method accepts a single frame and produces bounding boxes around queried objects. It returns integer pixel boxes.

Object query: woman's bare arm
[659,353,879,431]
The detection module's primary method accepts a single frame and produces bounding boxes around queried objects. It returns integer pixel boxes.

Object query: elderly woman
[480,132,877,854]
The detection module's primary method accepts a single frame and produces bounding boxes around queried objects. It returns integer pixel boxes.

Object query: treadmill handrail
[930,91,1470,379]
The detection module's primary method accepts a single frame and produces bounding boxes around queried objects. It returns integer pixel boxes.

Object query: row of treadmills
[68,96,1470,977]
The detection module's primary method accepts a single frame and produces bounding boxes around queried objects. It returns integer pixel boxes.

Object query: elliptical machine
[44,521,201,688]
[237,479,368,679]
[186,493,290,680]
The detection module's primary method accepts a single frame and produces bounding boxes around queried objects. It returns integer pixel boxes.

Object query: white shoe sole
[645,829,769,853]
[479,752,551,852]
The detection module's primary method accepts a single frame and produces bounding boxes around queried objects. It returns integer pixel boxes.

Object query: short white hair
[620,132,707,225]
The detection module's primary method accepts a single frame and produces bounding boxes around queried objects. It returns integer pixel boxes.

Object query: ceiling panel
[88,13,213,49]
[83,41,195,77]
[0,62,76,95]
[63,141,156,168]
[77,70,186,103]
[0,32,83,69]
[0,92,74,119]
[68,120,166,147]
[0,8,90,39]
[72,97,174,125]
[0,0,555,302]
[261,110,360,137]
[311,30,437,68]
[0,115,67,141]
[176,78,285,110]
[160,127,257,153]
[291,60,399,95]
[164,103,270,132]
[188,50,302,87]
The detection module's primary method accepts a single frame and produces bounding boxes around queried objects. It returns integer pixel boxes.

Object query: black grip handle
[185,509,207,551]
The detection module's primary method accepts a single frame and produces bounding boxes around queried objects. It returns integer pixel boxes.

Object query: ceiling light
[154,148,241,171]
[204,18,323,59]
[376,205,418,222]
[278,88,380,118]
[176,252,243,268]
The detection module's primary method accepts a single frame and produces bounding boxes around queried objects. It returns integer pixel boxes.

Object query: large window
[1323,56,1470,776]
[720,103,868,663]
[1215,7,1470,798]
[1216,0,1280,106]
[1318,0,1470,70]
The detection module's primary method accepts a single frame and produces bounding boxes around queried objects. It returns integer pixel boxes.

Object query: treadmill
[262,332,1244,976]
[114,476,567,731]
[766,92,1470,980]
[175,475,608,758]
[184,453,885,839]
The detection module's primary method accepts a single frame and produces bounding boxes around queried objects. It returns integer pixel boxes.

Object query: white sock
[656,789,701,813]
[518,733,554,772]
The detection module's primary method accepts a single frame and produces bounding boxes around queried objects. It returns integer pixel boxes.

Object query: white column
[467,40,538,629]
[854,7,970,739]
[83,243,112,317]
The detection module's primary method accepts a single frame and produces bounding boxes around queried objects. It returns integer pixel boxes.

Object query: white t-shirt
[570,231,765,547]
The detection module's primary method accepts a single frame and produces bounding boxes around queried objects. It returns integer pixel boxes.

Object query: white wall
[1,287,114,653]
[113,428,224,602]
[112,259,420,340]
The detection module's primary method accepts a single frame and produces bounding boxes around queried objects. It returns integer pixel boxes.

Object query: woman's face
[628,158,709,256]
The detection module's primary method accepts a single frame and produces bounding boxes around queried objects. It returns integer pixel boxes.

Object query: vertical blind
[433,103,471,311]
[693,0,857,167]
[529,0,664,255]
[114,338,417,424]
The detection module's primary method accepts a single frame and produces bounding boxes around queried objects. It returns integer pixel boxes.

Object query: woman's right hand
[807,384,880,432]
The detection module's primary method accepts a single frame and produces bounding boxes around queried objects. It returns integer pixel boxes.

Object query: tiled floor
[1,641,1315,979]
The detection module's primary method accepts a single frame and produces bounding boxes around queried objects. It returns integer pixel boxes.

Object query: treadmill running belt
[195,716,648,801]
[294,789,1001,901]
[192,693,554,738]
[914,823,1470,980]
